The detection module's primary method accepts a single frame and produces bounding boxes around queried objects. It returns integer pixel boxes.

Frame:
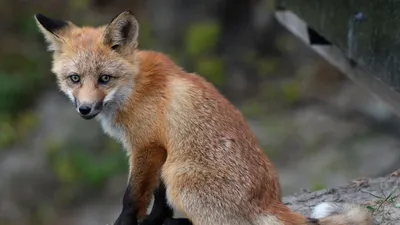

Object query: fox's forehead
[63,27,106,50]
[53,30,126,77]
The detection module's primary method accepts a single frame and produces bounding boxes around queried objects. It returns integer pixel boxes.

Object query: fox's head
[34,11,139,119]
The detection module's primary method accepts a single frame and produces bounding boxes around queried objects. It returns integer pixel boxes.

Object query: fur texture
[35,11,373,225]
[311,203,373,225]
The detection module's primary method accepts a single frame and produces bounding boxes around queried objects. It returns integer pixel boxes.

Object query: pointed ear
[103,11,139,54]
[34,14,74,51]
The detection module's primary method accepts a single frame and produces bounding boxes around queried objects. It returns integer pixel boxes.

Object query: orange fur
[35,11,373,225]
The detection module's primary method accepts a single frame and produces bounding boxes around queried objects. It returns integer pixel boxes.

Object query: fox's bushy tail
[310,202,373,225]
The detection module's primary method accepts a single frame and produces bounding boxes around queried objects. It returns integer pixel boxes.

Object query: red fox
[34,10,373,225]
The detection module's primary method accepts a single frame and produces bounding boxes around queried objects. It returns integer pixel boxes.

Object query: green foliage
[46,138,127,192]
[364,188,400,215]
[0,112,38,148]
[185,22,220,57]
[276,35,297,53]
[194,57,225,86]
[265,0,276,10]
[261,145,279,158]
[0,117,17,148]
[43,137,128,205]
[240,100,264,118]
[138,21,157,49]
[366,205,376,212]
[0,34,50,146]
[0,68,45,147]
[69,0,90,10]
[29,203,55,225]
[280,80,301,104]
[311,181,325,191]
[44,135,128,206]
[0,51,49,115]
[18,15,41,37]
[0,72,42,114]
[257,58,279,76]
[260,84,278,100]
[258,80,301,109]
[183,22,226,86]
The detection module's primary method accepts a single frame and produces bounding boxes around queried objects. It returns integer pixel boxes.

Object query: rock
[283,174,400,225]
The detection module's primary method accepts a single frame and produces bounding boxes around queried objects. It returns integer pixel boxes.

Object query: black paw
[163,218,192,225]
[114,209,137,225]
[138,217,161,225]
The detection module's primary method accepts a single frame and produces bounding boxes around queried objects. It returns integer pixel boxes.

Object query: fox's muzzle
[74,100,103,120]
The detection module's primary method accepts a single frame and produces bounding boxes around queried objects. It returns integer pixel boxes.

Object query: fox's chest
[97,112,129,151]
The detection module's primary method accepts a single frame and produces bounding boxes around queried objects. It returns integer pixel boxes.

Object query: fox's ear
[103,10,139,54]
[34,14,73,51]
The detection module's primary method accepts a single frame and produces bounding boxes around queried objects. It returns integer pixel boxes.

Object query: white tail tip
[311,202,338,219]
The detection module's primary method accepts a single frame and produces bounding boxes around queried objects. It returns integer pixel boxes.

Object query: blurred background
[0,0,400,224]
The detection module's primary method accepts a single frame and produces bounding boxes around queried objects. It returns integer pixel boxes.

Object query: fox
[34,10,373,225]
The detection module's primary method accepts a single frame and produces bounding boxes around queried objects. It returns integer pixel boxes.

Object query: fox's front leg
[114,181,172,225]
[115,180,192,225]
[114,147,166,225]
[114,181,138,225]
[138,180,173,225]
[140,181,193,225]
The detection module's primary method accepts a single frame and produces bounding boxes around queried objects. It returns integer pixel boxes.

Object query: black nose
[78,106,92,115]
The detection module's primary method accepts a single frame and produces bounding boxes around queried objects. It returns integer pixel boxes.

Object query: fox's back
[147,53,279,197]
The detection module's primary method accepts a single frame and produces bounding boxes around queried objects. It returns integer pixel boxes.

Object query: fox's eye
[99,74,112,84]
[69,74,80,83]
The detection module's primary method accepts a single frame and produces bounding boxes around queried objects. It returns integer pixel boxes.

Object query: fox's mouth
[80,112,99,120]
[75,101,103,120]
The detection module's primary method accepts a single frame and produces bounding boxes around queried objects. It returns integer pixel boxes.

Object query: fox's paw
[163,218,192,225]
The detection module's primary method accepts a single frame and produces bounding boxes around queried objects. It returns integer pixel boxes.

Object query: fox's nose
[78,106,92,115]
